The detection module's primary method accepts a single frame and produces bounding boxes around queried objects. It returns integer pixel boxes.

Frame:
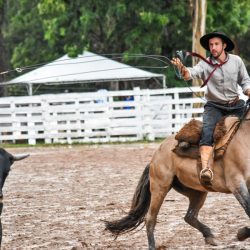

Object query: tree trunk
[190,0,207,115]
[191,0,207,87]
[0,1,8,97]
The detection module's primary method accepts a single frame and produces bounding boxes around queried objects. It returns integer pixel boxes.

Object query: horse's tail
[104,164,151,237]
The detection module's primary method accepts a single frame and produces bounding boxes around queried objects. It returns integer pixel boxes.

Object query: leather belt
[227,96,239,105]
[216,96,240,107]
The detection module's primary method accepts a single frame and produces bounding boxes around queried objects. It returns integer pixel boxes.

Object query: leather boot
[199,145,214,183]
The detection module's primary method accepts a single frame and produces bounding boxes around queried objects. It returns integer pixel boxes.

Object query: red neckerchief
[186,52,228,87]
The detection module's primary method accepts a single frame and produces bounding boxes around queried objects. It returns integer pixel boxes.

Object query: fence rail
[0,86,243,145]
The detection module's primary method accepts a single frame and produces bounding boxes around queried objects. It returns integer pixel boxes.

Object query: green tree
[0,0,8,96]
[4,0,62,70]
[38,0,172,55]
[206,0,250,58]
[4,0,250,91]
[37,0,192,87]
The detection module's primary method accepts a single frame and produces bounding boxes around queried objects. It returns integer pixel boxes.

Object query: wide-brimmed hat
[200,31,234,52]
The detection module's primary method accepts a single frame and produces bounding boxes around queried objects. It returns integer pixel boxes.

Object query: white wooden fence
[0,87,209,145]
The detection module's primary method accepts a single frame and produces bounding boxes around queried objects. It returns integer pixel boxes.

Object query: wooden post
[191,0,207,114]
[191,0,207,86]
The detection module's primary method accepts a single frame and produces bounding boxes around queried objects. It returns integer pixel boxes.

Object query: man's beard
[212,49,223,59]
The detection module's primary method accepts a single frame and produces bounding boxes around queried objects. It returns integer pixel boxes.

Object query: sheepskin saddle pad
[172,116,240,159]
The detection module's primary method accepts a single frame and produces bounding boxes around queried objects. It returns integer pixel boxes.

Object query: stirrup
[200,168,214,181]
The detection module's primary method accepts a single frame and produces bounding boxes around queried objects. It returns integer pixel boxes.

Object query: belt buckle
[227,96,239,106]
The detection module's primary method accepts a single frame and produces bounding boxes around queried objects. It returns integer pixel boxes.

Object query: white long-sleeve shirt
[187,53,250,104]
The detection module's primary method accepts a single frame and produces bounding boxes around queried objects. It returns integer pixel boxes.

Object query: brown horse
[105,102,250,249]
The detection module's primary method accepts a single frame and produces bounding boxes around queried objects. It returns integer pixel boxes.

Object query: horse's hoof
[205,236,218,246]
[237,227,250,241]
[156,244,167,250]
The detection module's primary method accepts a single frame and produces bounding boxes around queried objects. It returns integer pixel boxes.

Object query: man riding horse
[172,31,250,183]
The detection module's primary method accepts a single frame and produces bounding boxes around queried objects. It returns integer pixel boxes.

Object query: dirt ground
[1,142,250,250]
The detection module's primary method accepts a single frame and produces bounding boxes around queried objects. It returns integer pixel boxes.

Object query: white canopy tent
[6,51,166,95]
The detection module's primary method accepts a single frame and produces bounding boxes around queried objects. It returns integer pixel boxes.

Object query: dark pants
[200,99,245,146]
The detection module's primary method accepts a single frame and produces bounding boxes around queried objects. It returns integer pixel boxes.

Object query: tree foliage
[0,0,7,67]
[4,0,62,69]
[2,0,250,89]
[37,0,192,87]
[206,0,250,67]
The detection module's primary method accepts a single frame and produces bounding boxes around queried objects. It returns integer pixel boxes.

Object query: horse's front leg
[230,179,250,241]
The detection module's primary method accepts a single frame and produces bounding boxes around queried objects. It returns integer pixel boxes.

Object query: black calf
[0,148,29,245]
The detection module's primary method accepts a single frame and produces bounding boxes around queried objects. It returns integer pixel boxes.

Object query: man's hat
[200,31,235,52]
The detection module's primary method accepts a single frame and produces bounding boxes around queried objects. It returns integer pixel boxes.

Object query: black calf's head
[0,148,29,191]
[0,149,13,190]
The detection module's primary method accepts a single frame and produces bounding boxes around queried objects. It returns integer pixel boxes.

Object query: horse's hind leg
[184,190,218,245]
[173,178,217,246]
[146,164,173,250]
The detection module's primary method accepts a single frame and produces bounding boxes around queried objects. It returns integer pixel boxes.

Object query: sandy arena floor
[1,143,249,249]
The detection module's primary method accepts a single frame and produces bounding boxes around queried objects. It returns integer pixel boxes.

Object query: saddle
[172,116,240,160]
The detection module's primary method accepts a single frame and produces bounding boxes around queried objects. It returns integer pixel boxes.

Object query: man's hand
[245,89,250,98]
[171,57,190,80]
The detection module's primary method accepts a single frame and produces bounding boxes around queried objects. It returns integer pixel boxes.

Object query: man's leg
[199,104,223,182]
[199,145,214,181]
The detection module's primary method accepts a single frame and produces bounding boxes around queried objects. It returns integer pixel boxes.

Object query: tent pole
[27,83,33,96]
[162,75,166,89]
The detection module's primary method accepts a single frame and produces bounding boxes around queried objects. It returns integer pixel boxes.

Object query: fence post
[173,92,180,132]
[27,104,36,145]
[42,98,54,144]
[142,89,154,140]
[107,94,114,141]
[133,87,143,140]
[11,100,20,144]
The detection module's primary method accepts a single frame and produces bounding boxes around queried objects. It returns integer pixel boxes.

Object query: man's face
[209,37,227,58]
